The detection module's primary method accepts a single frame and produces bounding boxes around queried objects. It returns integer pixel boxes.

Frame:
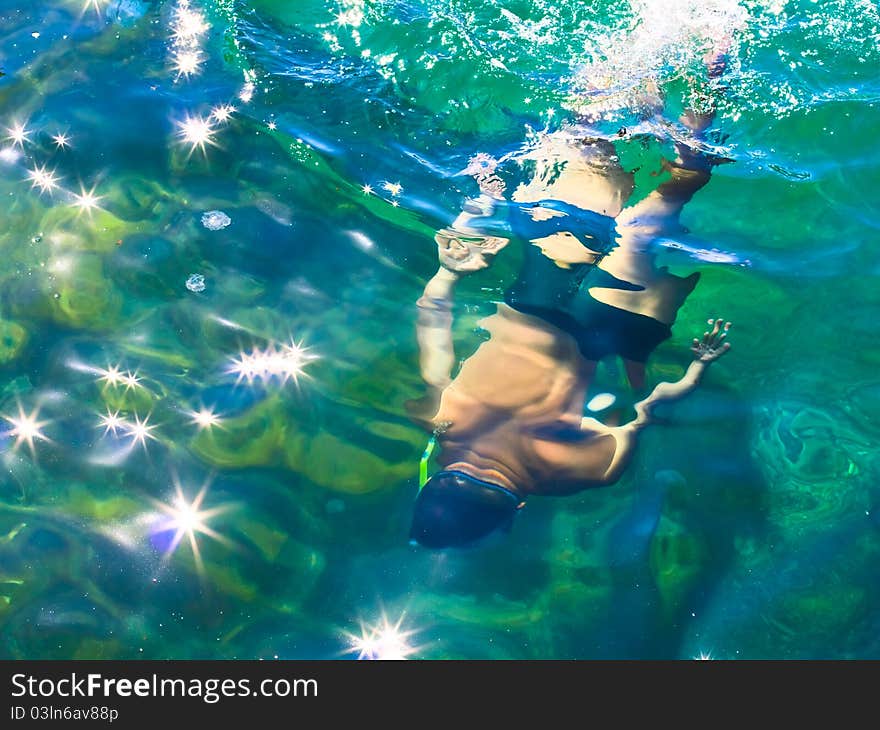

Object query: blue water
[0,0,879,659]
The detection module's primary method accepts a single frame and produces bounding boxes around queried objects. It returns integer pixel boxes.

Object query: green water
[0,0,878,659]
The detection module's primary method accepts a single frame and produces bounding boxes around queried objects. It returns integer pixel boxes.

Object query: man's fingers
[698,318,734,353]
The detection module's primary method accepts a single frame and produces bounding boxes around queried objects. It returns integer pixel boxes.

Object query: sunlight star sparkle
[27,165,61,195]
[172,50,203,79]
[211,104,236,123]
[122,370,143,391]
[52,132,71,149]
[187,406,223,431]
[3,403,51,457]
[96,364,125,388]
[345,614,418,660]
[171,5,209,41]
[150,479,231,574]
[124,413,156,448]
[6,122,31,147]
[70,184,103,215]
[175,113,217,155]
[97,409,126,437]
[80,0,109,18]
[226,341,316,385]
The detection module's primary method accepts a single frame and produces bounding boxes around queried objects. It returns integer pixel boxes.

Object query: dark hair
[409,471,521,549]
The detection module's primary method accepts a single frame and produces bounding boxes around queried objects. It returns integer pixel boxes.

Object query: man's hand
[435,229,509,273]
[691,318,732,363]
[627,317,733,433]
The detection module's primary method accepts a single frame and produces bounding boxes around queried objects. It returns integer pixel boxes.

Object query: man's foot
[705,33,734,79]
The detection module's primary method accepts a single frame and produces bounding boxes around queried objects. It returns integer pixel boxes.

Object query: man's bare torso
[432,304,621,496]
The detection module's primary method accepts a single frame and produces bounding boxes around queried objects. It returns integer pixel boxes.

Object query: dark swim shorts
[463,194,672,363]
[506,296,672,362]
[503,241,672,363]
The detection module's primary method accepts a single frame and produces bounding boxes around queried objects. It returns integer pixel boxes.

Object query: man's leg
[624,359,647,391]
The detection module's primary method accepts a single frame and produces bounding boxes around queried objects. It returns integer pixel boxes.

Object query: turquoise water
[1,0,879,659]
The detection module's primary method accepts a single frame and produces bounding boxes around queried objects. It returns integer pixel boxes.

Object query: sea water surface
[0,0,878,659]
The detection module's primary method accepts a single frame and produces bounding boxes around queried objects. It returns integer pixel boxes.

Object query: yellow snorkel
[418,422,451,491]
[418,434,437,491]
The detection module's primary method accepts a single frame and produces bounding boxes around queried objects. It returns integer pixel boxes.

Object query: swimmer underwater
[408,39,735,550]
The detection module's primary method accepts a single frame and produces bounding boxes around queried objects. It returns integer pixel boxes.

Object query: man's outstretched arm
[631,318,732,431]
[592,318,732,484]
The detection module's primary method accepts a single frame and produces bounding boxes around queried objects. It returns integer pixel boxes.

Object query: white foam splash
[569,0,749,120]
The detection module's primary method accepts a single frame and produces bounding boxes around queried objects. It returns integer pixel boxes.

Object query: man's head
[409,470,522,549]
